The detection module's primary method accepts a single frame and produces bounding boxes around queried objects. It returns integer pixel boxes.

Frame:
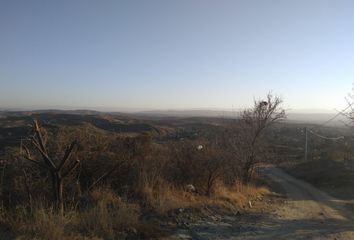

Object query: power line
[307,128,344,141]
[303,102,354,149]
[311,101,354,129]
[279,103,353,161]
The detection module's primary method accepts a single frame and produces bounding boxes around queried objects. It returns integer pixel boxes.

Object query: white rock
[186,184,196,192]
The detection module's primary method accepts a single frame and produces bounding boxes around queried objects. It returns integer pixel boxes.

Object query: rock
[235,211,241,216]
[128,227,138,235]
[185,184,196,193]
[174,233,193,239]
[116,231,128,239]
[124,227,138,239]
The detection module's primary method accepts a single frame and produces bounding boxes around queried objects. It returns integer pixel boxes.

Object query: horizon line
[0,106,342,114]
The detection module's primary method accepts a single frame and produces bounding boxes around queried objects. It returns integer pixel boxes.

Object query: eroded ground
[166,167,354,240]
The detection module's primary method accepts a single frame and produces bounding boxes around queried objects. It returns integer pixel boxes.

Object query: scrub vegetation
[0,94,285,239]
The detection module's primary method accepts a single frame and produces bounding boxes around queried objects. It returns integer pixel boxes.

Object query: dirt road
[170,166,354,240]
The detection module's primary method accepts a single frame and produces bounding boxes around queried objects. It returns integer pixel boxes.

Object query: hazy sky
[1,0,353,112]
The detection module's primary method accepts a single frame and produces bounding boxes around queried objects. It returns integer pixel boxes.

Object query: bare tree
[341,86,354,124]
[22,120,80,215]
[236,93,286,183]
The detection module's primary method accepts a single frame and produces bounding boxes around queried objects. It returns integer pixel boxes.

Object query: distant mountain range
[134,110,240,118]
[142,110,349,126]
[0,109,349,126]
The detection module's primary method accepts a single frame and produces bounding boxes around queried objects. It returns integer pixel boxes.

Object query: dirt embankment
[166,166,354,240]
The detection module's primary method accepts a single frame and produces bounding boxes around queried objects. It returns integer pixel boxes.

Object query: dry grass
[79,189,140,239]
[207,181,270,210]
[140,180,270,214]
[0,189,140,240]
[0,184,271,239]
[140,182,199,214]
[0,206,72,240]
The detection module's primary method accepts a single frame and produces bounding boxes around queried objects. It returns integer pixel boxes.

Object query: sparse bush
[231,93,286,183]
[0,206,70,240]
[140,181,195,213]
[0,190,140,240]
[78,188,140,239]
[0,103,281,238]
[167,140,231,195]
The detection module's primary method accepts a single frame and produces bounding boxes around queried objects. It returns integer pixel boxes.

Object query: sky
[0,0,354,112]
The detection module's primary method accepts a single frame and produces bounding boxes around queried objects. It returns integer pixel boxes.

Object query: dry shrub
[26,208,69,240]
[78,188,140,239]
[0,189,140,240]
[138,176,271,215]
[140,182,197,214]
[0,206,71,240]
[167,140,229,196]
[0,120,278,239]
[212,182,248,207]
[242,185,270,199]
[210,181,270,209]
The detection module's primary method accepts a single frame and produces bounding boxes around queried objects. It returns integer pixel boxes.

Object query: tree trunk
[243,152,256,183]
[206,174,213,196]
[57,177,64,215]
[243,161,253,183]
[52,172,64,215]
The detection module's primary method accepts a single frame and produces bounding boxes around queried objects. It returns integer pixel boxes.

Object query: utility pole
[304,127,308,161]
[20,138,23,155]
